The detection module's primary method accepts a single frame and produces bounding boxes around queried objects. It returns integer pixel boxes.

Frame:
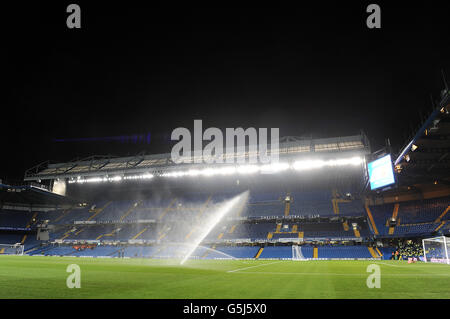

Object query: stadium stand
[1,188,448,259]
[259,246,292,258]
[3,101,450,261]
[368,195,450,237]
[317,245,372,259]
[289,190,334,216]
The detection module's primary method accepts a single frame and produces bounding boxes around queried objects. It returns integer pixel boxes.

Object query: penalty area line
[227,261,284,273]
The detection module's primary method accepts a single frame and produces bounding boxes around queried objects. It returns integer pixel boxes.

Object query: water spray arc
[180,191,249,265]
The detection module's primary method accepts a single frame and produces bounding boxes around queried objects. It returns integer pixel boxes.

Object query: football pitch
[0,256,449,299]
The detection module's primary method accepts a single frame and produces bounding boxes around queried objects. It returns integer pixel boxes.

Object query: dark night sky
[4,1,450,181]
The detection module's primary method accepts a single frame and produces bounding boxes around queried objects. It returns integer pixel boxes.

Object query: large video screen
[368,154,395,190]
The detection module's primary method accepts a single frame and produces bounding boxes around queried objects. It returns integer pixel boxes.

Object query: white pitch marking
[231,271,365,276]
[375,261,450,269]
[374,262,411,268]
[231,271,450,277]
[227,261,284,273]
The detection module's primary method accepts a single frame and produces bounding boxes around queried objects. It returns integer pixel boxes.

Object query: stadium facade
[1,91,450,261]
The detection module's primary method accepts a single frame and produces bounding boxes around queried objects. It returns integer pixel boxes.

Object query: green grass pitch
[0,256,449,298]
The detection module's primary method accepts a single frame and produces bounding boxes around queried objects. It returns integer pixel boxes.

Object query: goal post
[422,236,449,264]
[0,243,24,256]
[292,245,306,261]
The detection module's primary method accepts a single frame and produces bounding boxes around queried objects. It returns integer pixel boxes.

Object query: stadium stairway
[267,232,273,240]
[353,228,360,238]
[392,203,400,220]
[20,212,38,244]
[195,196,212,220]
[284,199,290,217]
[87,202,112,221]
[275,224,282,233]
[365,203,379,235]
[331,189,352,215]
[375,247,383,258]
[435,205,450,223]
[131,227,148,240]
[75,228,85,237]
[298,231,304,239]
[60,227,86,240]
[342,221,349,231]
[184,227,198,240]
[181,196,212,240]
[26,212,38,228]
[53,209,71,223]
[332,198,350,215]
[59,229,73,240]
[434,221,447,232]
[255,247,264,259]
[119,200,142,222]
[228,225,237,234]
[313,247,318,259]
[24,245,41,255]
[158,231,167,241]
[158,198,177,220]
[388,226,395,235]
[368,247,380,258]
[388,203,400,235]
[96,228,120,240]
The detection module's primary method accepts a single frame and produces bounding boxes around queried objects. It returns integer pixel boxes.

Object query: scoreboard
[367,154,396,190]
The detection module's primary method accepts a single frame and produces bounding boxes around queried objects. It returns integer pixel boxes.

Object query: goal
[0,243,24,256]
[422,236,449,264]
[292,245,307,261]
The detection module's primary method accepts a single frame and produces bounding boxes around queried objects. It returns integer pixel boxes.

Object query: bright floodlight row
[68,156,363,184]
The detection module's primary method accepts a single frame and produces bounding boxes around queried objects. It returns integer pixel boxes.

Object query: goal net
[0,243,24,256]
[292,245,307,261]
[422,236,449,264]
